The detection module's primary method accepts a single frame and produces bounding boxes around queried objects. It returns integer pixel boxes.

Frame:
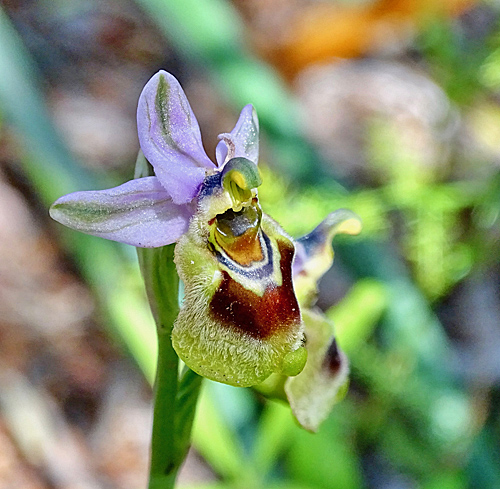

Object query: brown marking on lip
[216,228,264,266]
[209,240,300,339]
[322,338,342,374]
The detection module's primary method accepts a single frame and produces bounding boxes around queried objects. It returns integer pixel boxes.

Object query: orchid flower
[49,70,361,431]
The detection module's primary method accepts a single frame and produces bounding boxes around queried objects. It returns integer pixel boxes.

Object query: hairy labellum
[172,159,307,387]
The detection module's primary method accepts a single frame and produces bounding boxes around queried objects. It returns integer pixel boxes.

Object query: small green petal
[222,157,262,211]
[294,209,362,307]
[285,308,349,432]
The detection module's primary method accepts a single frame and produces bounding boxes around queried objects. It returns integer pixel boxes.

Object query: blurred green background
[0,0,499,488]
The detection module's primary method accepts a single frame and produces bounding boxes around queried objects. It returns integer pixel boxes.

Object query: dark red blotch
[322,338,342,374]
[209,241,300,340]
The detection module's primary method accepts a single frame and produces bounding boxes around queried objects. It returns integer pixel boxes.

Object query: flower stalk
[138,244,202,488]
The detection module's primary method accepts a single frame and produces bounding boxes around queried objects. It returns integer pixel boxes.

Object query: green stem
[149,330,180,487]
[138,244,202,489]
[175,367,203,464]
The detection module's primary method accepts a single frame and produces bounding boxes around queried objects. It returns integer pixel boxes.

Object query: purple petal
[49,177,192,247]
[216,104,259,167]
[137,71,215,204]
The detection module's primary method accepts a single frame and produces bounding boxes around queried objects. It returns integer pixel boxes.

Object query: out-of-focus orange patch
[250,0,475,80]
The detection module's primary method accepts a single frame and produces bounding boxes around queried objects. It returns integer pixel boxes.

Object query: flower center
[212,200,264,266]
